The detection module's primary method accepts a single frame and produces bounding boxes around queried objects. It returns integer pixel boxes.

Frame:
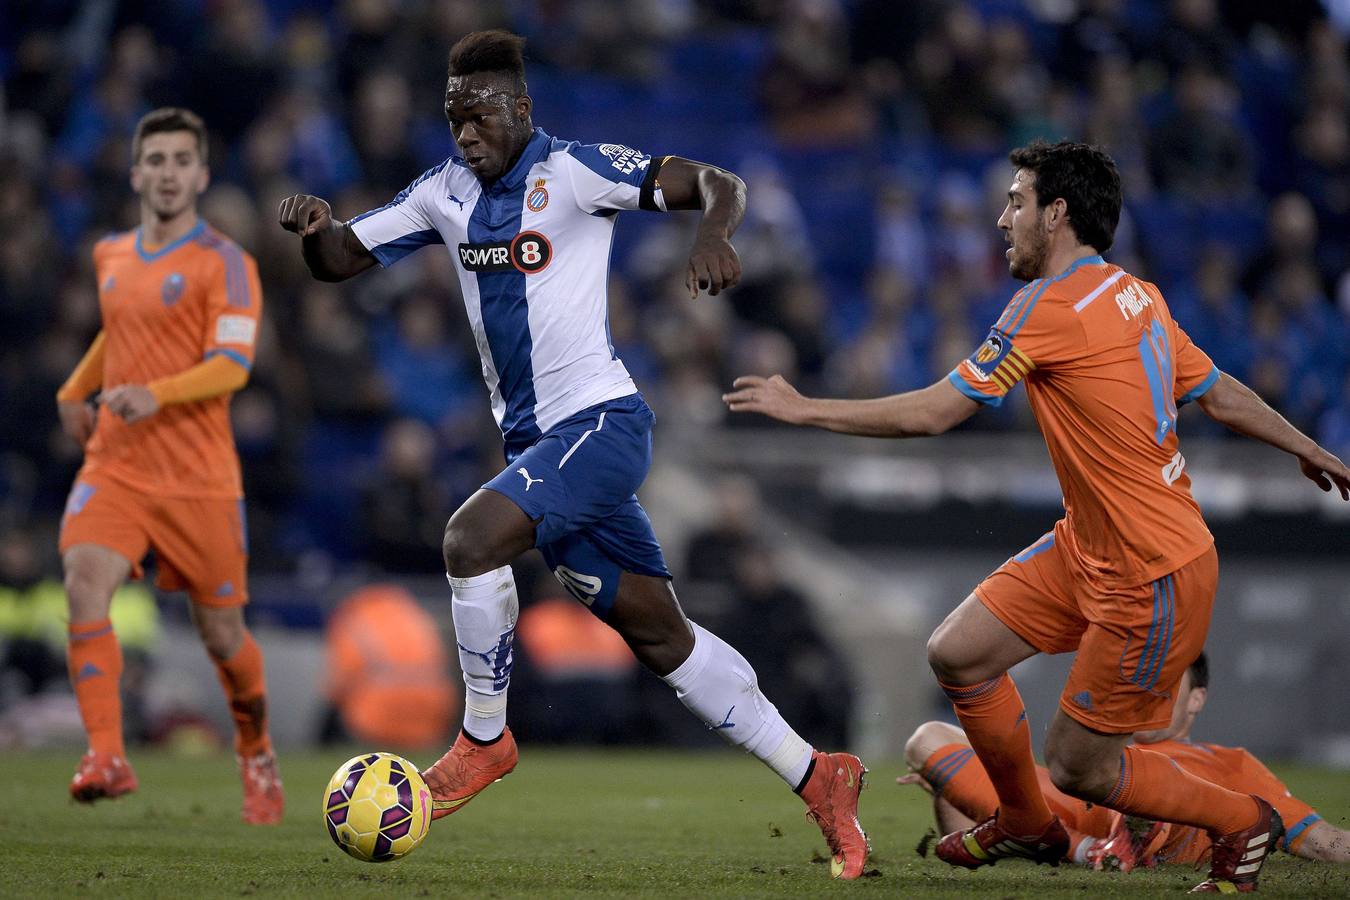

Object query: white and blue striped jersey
[350,128,667,448]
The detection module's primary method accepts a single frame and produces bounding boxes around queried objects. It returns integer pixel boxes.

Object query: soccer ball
[323,752,431,862]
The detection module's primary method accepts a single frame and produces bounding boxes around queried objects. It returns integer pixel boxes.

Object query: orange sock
[212,631,272,756]
[1105,745,1258,837]
[68,618,124,756]
[940,674,1053,834]
[922,743,999,822]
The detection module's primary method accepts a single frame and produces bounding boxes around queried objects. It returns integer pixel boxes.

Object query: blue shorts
[484,393,670,619]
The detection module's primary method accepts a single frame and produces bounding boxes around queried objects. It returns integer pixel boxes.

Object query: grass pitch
[2,747,1347,898]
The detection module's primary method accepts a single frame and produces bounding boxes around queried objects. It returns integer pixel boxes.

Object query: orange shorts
[59,470,249,607]
[974,524,1217,734]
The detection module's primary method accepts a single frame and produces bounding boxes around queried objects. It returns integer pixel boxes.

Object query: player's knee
[195,610,246,660]
[63,565,113,621]
[926,625,961,681]
[442,521,491,577]
[905,721,962,770]
[1044,749,1110,801]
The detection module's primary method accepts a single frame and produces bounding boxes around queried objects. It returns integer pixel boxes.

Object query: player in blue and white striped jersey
[279,29,869,879]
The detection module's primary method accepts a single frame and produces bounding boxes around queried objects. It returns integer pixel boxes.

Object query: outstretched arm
[723,374,981,437]
[1196,371,1350,500]
[278,194,378,283]
[1292,821,1350,863]
[652,157,746,299]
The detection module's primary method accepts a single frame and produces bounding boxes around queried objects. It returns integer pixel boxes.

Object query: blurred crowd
[2,0,1349,582]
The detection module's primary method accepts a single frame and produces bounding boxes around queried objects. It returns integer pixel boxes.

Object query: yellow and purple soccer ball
[323,752,431,862]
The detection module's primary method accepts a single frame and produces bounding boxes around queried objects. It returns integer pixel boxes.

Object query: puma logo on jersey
[448,194,468,211]
[517,467,543,491]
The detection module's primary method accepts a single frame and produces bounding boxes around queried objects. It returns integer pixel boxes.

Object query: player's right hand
[1299,447,1350,501]
[722,374,808,425]
[57,399,96,447]
[278,194,333,237]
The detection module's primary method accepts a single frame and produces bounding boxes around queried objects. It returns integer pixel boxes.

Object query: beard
[1008,225,1049,281]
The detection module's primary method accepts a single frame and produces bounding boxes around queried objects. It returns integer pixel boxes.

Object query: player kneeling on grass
[899,653,1350,871]
[279,30,867,879]
[725,139,1350,893]
[57,108,282,824]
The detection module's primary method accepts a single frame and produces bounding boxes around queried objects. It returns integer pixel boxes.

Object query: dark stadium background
[1,1,1347,766]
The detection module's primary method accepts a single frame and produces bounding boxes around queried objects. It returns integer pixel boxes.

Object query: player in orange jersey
[55,108,283,824]
[725,139,1350,892]
[899,653,1350,869]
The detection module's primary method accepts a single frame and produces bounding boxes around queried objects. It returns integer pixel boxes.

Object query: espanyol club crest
[161,272,185,305]
[526,178,549,212]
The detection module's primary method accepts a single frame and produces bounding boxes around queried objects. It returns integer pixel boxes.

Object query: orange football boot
[421,727,518,821]
[936,812,1069,869]
[239,751,285,825]
[1088,812,1170,873]
[1191,797,1282,894]
[69,750,138,803]
[800,750,870,879]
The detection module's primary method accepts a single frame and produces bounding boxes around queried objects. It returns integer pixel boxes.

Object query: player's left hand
[686,235,740,299]
[1299,447,1350,501]
[896,772,935,796]
[100,384,160,424]
[722,374,808,424]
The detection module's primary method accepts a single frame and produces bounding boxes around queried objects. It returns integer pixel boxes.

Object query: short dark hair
[447,30,527,92]
[1187,652,1209,690]
[132,107,208,164]
[1008,139,1121,254]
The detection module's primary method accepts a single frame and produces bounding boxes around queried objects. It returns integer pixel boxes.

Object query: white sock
[662,621,814,787]
[448,566,518,741]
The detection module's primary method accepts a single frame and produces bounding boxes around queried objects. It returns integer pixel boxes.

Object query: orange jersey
[84,220,261,498]
[1145,739,1321,860]
[951,256,1219,587]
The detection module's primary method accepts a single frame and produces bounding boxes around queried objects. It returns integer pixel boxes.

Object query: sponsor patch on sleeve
[597,143,649,175]
[214,314,257,346]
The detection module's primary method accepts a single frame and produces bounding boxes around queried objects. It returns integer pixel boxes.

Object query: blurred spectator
[512,574,640,744]
[296,283,389,422]
[757,0,874,147]
[321,583,457,748]
[1242,192,1323,298]
[1149,62,1253,201]
[371,292,477,426]
[718,541,850,746]
[685,474,764,582]
[360,418,453,574]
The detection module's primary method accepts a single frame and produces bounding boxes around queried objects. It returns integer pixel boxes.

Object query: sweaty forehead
[445,73,518,110]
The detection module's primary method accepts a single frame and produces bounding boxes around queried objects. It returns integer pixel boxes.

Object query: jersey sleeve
[948,284,1082,407]
[201,245,263,373]
[348,160,449,266]
[1233,749,1320,853]
[1171,321,1219,405]
[563,143,666,214]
